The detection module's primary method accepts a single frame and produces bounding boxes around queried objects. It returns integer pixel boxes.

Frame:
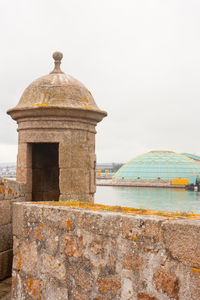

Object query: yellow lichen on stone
[16,252,23,270]
[32,200,200,220]
[0,184,5,194]
[191,268,200,275]
[84,97,89,103]
[66,219,71,229]
[7,188,13,195]
[33,103,50,107]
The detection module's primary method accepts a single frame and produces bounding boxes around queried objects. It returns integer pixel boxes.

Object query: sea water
[95,186,200,213]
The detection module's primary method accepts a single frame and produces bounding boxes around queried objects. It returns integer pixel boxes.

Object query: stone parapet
[11,201,200,299]
[0,178,25,280]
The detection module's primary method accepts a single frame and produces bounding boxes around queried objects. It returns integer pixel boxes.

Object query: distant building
[113,151,200,184]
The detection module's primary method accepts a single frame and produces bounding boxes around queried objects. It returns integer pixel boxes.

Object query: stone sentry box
[7,52,107,203]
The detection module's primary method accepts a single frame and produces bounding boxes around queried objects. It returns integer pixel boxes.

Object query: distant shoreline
[96,179,186,189]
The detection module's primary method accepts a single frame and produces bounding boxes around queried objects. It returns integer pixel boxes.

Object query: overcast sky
[1,0,200,163]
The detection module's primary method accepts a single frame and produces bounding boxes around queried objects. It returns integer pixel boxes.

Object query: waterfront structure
[7,52,107,202]
[181,153,200,163]
[113,151,200,184]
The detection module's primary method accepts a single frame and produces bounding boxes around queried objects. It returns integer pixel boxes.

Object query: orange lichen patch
[40,222,44,228]
[16,252,23,270]
[26,278,42,299]
[27,278,34,292]
[66,219,71,229]
[30,201,200,220]
[131,235,137,241]
[191,268,200,275]
[7,188,13,195]
[0,184,5,194]
[33,103,50,107]
[13,278,17,286]
[84,97,89,103]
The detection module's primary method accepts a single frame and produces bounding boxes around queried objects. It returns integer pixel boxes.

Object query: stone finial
[50,51,64,74]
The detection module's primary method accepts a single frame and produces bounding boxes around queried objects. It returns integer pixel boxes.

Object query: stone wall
[0,178,25,280]
[12,202,200,300]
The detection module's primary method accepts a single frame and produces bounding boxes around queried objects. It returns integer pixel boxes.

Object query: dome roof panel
[114,151,200,181]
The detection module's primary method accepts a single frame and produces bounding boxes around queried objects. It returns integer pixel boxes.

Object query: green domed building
[113,151,200,183]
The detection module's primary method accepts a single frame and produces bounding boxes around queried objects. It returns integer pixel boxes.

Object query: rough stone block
[97,275,121,296]
[137,293,158,300]
[0,184,5,199]
[163,221,200,268]
[89,169,96,193]
[40,253,66,282]
[23,278,42,299]
[123,253,142,272]
[0,249,12,280]
[0,200,11,225]
[13,240,38,275]
[16,167,26,183]
[71,169,89,194]
[42,279,68,300]
[153,267,179,300]
[59,168,72,194]
[12,203,24,236]
[71,130,87,145]
[0,224,12,252]
[71,144,87,168]
[17,143,32,168]
[59,142,71,168]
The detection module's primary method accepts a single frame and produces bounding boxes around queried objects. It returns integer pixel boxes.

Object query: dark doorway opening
[32,143,59,202]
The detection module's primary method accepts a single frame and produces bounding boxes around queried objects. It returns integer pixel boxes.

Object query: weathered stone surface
[123,253,142,272]
[43,226,59,255]
[98,275,121,295]
[137,293,158,300]
[0,180,25,281]
[24,278,42,300]
[153,267,179,300]
[0,224,12,252]
[0,249,12,280]
[0,200,11,225]
[59,141,71,168]
[66,256,94,291]
[12,203,25,236]
[13,240,38,275]
[41,253,66,282]
[11,203,200,300]
[32,226,44,241]
[42,279,68,300]
[72,289,88,300]
[121,278,134,299]
[0,183,5,199]
[163,221,200,268]
[62,233,82,258]
[189,269,200,300]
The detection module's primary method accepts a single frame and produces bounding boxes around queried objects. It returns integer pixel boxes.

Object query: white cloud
[1,0,200,163]
[0,144,17,163]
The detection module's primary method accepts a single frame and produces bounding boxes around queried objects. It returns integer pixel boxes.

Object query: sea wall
[0,178,25,280]
[12,202,200,300]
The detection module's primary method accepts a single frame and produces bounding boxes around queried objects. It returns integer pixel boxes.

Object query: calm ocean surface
[95,186,200,213]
